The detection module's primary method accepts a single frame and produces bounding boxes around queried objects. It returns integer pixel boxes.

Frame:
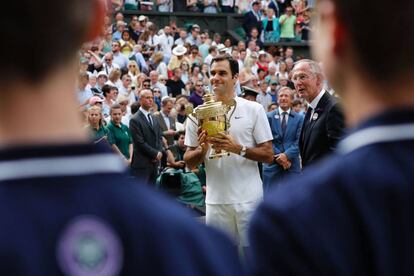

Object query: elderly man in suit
[263,87,304,191]
[153,97,177,146]
[129,89,164,185]
[292,59,345,168]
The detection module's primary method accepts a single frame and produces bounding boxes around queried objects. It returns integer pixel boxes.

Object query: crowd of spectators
[78,0,319,200]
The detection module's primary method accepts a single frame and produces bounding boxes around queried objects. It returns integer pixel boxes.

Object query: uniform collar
[0,143,126,182]
[338,108,414,155]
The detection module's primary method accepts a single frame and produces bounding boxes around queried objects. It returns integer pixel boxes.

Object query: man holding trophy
[184,55,274,249]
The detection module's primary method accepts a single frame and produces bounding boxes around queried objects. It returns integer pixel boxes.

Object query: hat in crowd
[116,94,130,103]
[97,71,108,78]
[138,15,147,21]
[241,86,259,98]
[216,44,227,53]
[172,45,187,56]
[270,80,278,85]
[258,50,267,56]
[192,24,200,30]
[89,96,104,105]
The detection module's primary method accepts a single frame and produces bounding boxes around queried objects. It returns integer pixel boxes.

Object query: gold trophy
[186,91,233,159]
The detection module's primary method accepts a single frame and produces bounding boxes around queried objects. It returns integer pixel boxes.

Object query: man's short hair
[1,0,94,85]
[293,59,323,77]
[161,97,173,106]
[102,84,116,97]
[210,54,239,78]
[110,103,122,114]
[329,0,414,81]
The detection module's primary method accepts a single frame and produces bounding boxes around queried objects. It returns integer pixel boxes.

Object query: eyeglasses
[292,73,312,83]
[143,84,151,88]
[125,79,131,82]
[129,65,136,68]
[200,36,206,39]
[192,52,198,54]
[195,84,203,87]
[105,59,112,62]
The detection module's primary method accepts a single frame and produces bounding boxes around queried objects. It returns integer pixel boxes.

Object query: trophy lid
[193,93,228,119]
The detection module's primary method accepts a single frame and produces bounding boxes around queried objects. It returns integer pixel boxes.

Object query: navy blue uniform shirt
[0,143,242,275]
[248,109,414,275]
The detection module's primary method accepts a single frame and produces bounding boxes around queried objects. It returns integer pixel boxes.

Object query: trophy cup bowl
[186,93,231,159]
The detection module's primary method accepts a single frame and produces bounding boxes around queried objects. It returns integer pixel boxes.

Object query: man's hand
[275,153,291,170]
[198,128,209,154]
[207,132,241,154]
[175,160,186,168]
[156,152,163,161]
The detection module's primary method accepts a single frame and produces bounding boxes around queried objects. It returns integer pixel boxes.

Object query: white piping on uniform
[338,124,414,155]
[0,154,125,182]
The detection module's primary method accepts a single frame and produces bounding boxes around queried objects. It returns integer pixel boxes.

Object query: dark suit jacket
[243,11,263,35]
[153,112,176,146]
[129,110,164,171]
[300,91,345,167]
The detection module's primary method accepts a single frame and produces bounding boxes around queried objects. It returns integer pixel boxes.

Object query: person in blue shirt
[248,0,414,274]
[0,1,242,275]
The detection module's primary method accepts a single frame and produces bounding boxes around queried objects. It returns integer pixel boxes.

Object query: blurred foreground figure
[0,1,242,275]
[249,0,414,274]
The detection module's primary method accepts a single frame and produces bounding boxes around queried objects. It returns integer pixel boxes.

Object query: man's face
[192,28,200,38]
[293,104,302,113]
[104,55,113,66]
[98,75,107,86]
[231,50,239,60]
[195,82,204,93]
[248,41,256,50]
[210,60,236,98]
[112,42,120,53]
[278,90,293,110]
[252,3,260,12]
[142,81,151,89]
[122,76,131,88]
[260,82,267,92]
[164,26,171,35]
[111,108,123,125]
[140,90,154,110]
[150,72,158,84]
[174,68,182,78]
[180,30,187,39]
[178,134,186,149]
[292,63,321,102]
[162,101,174,115]
[108,88,119,100]
[251,29,259,38]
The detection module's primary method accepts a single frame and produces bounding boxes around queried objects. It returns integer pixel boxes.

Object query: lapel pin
[274,114,280,120]
[312,113,319,120]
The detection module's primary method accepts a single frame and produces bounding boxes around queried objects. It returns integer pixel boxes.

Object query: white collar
[278,107,291,115]
[308,89,325,110]
[139,107,151,117]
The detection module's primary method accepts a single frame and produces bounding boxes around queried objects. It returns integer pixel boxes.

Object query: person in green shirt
[279,6,297,42]
[106,103,133,164]
[87,105,115,146]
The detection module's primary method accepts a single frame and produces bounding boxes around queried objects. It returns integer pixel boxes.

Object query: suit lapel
[303,91,330,150]
[139,111,155,134]
[158,113,168,131]
[271,110,282,136]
